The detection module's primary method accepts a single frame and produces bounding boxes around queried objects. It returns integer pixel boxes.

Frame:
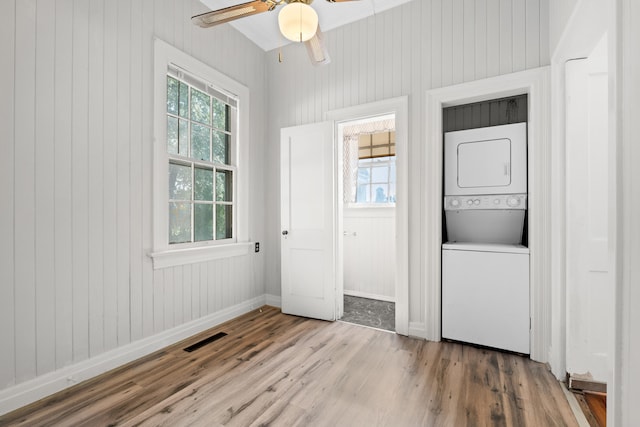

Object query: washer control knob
[467,199,473,206]
[494,198,501,205]
[507,196,521,207]
[450,199,460,207]
[473,199,480,206]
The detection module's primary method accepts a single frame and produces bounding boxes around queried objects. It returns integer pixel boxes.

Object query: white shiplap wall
[0,0,267,395]
[264,0,550,326]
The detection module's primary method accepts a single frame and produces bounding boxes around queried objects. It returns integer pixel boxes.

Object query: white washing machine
[442,123,530,354]
[442,242,530,354]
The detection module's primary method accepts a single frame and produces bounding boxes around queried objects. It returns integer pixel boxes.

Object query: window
[152,39,250,269]
[342,116,396,206]
[355,132,396,203]
[166,70,236,245]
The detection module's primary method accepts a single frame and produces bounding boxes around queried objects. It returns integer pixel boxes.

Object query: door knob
[282,230,288,236]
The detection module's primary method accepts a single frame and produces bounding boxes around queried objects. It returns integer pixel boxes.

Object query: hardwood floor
[0,306,578,426]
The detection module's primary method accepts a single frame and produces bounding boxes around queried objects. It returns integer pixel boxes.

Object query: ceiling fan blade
[192,1,272,28]
[304,25,331,66]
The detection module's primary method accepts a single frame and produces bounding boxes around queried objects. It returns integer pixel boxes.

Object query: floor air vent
[183,332,228,352]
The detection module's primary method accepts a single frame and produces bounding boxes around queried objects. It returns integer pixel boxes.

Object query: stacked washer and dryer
[442,122,530,354]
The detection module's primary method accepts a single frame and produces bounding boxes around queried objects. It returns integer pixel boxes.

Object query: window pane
[371,166,389,183]
[167,116,178,154]
[357,167,370,185]
[179,119,189,156]
[216,204,232,240]
[169,202,191,243]
[357,184,370,203]
[169,163,192,200]
[216,170,233,202]
[194,203,213,241]
[191,124,211,161]
[167,76,179,115]
[389,161,396,183]
[194,167,213,201]
[373,184,389,202]
[213,131,229,164]
[191,88,211,125]
[179,81,189,118]
[212,98,228,131]
[388,182,396,202]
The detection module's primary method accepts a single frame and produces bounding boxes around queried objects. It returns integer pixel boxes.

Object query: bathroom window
[343,121,396,205]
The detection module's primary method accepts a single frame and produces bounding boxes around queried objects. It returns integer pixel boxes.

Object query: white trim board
[423,67,552,365]
[0,295,268,416]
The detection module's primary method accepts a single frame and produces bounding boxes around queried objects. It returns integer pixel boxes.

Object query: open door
[281,122,336,320]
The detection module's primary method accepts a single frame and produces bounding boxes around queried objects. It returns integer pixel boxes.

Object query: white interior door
[281,122,336,320]
[565,35,611,383]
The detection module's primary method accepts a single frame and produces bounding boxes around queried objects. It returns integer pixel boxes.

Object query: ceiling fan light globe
[278,2,318,42]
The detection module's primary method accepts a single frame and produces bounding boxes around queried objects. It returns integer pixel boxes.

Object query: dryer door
[457,139,511,188]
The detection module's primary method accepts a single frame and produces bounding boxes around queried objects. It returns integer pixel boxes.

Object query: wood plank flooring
[0,306,578,426]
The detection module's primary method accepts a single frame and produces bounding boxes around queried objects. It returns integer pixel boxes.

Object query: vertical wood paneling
[475,0,487,80]
[344,211,396,299]
[54,0,75,372]
[463,0,475,82]
[141,0,155,340]
[431,0,442,89]
[499,0,513,74]
[0,0,16,389]
[14,0,37,383]
[526,0,541,69]
[451,0,464,84]
[486,0,500,77]
[102,0,118,354]
[129,0,144,342]
[88,0,105,357]
[34,0,57,376]
[440,0,453,87]
[72,0,91,363]
[512,0,526,72]
[116,0,132,346]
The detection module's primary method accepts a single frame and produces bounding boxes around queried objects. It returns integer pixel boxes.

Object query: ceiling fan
[192,0,358,65]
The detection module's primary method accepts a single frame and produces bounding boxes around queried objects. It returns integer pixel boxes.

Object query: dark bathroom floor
[340,295,395,332]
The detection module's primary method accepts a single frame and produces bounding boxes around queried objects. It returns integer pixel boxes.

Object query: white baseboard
[0,295,268,416]
[343,290,395,303]
[265,294,282,307]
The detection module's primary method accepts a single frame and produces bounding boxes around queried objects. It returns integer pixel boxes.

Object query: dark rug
[341,295,395,332]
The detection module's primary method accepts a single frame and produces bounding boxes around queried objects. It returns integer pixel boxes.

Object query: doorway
[337,115,397,332]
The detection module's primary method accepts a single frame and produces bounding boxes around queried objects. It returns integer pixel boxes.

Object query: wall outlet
[255,242,260,253]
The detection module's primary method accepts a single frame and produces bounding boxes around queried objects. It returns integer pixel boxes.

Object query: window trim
[151,39,250,269]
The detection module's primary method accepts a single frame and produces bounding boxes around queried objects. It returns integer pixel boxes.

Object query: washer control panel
[444,194,527,210]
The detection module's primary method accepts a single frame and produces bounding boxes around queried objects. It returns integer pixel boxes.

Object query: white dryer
[444,122,527,196]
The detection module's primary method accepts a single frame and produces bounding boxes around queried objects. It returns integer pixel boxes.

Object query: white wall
[0,0,267,407]
[265,0,550,328]
[549,0,580,54]
[343,208,395,301]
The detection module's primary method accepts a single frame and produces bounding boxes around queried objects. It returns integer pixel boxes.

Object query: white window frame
[150,39,250,269]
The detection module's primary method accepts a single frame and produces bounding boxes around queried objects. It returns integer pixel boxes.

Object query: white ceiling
[199,0,414,52]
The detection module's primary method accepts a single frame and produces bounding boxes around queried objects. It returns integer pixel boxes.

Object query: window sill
[149,242,252,270]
